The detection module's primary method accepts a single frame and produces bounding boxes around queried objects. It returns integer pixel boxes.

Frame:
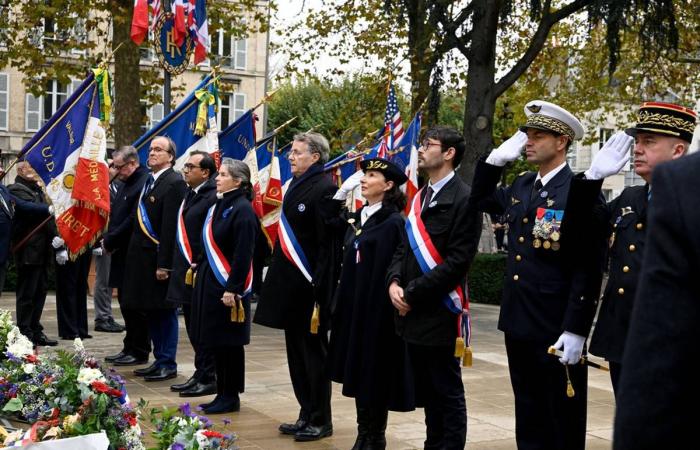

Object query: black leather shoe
[33,333,58,347]
[179,381,217,397]
[294,423,333,442]
[105,351,126,362]
[95,320,125,333]
[203,394,240,414]
[112,355,148,366]
[133,363,159,375]
[279,419,308,436]
[80,334,93,339]
[144,367,177,382]
[170,376,198,392]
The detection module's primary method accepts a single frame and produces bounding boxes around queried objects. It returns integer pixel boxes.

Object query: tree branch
[494,0,592,98]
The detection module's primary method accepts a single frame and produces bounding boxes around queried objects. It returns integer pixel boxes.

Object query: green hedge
[469,253,506,305]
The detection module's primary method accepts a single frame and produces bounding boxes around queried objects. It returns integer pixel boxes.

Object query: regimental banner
[154,13,193,76]
[21,72,110,259]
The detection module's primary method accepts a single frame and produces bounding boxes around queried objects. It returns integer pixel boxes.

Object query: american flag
[378,83,404,157]
[149,0,161,30]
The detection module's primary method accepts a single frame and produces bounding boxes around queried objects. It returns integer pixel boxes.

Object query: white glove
[92,247,103,256]
[552,331,586,365]
[55,250,69,266]
[48,205,54,215]
[333,170,363,200]
[51,236,64,249]
[486,131,528,166]
[584,131,633,180]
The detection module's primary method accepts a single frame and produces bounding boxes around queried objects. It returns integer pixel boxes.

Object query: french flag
[172,0,187,46]
[188,0,210,64]
[130,0,149,45]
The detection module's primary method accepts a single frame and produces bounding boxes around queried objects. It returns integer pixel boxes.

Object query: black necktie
[422,186,434,213]
[184,189,196,206]
[531,179,543,202]
[144,174,155,195]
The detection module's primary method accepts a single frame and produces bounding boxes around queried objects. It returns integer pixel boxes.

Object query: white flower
[6,327,34,357]
[195,430,210,448]
[77,367,106,385]
[23,363,35,374]
[73,338,84,352]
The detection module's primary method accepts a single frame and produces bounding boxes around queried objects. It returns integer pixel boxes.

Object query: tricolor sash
[405,187,471,350]
[176,199,193,265]
[202,204,253,293]
[137,183,159,245]
[278,209,313,283]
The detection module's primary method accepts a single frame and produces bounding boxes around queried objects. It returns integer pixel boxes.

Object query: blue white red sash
[278,209,313,283]
[405,187,471,344]
[176,199,193,265]
[202,204,253,293]
[137,183,159,245]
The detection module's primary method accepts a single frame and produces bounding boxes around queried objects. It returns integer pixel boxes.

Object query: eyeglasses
[183,163,201,171]
[420,140,443,150]
[109,162,126,170]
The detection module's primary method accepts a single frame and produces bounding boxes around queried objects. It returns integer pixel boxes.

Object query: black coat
[613,152,700,450]
[254,165,341,330]
[166,178,217,305]
[386,174,481,347]
[469,160,605,343]
[328,204,415,412]
[589,185,649,363]
[189,188,258,347]
[121,168,186,309]
[0,184,49,266]
[9,178,55,266]
[103,166,149,288]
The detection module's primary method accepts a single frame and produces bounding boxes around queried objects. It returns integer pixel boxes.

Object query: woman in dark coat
[328,158,415,450]
[189,158,258,414]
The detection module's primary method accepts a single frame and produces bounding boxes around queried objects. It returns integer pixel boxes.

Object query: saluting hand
[584,131,634,180]
[486,131,528,167]
[389,281,411,316]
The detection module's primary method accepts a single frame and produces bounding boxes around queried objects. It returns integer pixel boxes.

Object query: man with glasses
[121,136,186,382]
[255,132,341,442]
[102,146,150,366]
[387,126,481,449]
[166,151,218,397]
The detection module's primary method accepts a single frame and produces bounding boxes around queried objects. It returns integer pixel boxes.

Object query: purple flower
[222,418,231,425]
[171,444,185,450]
[178,402,193,417]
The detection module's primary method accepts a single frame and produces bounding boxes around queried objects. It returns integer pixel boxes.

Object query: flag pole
[252,88,280,112]
[271,116,298,135]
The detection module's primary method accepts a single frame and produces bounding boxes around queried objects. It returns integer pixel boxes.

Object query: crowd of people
[0,98,697,449]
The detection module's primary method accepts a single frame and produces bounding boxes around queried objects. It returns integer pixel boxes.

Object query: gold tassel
[565,365,575,398]
[237,298,245,323]
[230,302,237,323]
[310,303,320,334]
[185,268,193,286]
[462,346,473,367]
[192,271,197,288]
[454,337,465,358]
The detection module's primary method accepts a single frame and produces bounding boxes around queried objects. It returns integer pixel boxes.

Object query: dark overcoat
[166,178,217,305]
[0,184,49,266]
[386,175,481,347]
[614,152,700,450]
[328,204,415,412]
[9,178,55,266]
[121,168,186,309]
[103,166,149,288]
[189,188,258,347]
[254,164,340,330]
[469,160,606,343]
[589,184,648,363]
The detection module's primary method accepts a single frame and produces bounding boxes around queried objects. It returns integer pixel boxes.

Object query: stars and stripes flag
[378,83,404,158]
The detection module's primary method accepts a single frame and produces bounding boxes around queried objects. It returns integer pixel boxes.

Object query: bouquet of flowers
[143,402,237,450]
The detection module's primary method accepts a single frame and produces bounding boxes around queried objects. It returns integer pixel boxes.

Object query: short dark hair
[422,126,466,168]
[382,183,407,212]
[189,151,217,178]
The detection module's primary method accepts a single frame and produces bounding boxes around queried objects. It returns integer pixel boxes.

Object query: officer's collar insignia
[621,206,633,216]
[546,199,555,207]
[511,196,520,205]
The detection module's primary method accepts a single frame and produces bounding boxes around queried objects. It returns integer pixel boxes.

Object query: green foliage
[469,253,507,305]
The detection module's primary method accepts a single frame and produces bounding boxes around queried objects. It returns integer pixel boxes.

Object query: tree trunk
[459,0,500,183]
[111,0,145,148]
[406,0,434,119]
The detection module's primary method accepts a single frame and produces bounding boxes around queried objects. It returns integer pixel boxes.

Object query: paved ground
[0,294,615,449]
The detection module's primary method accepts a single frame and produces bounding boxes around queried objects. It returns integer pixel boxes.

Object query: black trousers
[118,289,151,360]
[212,346,244,396]
[284,326,332,426]
[609,360,622,396]
[182,304,215,382]
[55,253,91,338]
[0,261,7,296]
[408,343,466,450]
[15,264,48,339]
[505,334,587,450]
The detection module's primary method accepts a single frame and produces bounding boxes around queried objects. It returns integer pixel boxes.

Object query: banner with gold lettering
[20,71,110,259]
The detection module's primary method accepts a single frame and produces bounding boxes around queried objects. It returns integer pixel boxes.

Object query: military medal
[532,207,564,249]
[546,199,555,207]
[543,240,551,250]
[533,238,542,248]
[540,191,548,198]
[551,231,560,242]
[551,242,561,251]
[298,203,306,212]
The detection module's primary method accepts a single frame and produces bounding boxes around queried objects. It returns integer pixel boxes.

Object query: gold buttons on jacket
[618,288,625,295]
[513,275,519,281]
[522,218,529,224]
[629,244,636,252]
[516,255,522,261]
[623,266,630,273]
[636,223,643,230]
[518,237,525,243]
